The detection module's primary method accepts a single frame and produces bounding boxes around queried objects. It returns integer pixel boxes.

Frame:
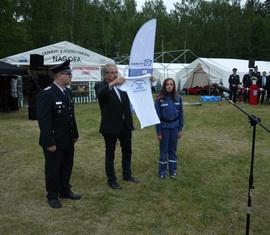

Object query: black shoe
[48,198,62,208]
[60,191,81,200]
[123,176,140,183]
[109,181,122,190]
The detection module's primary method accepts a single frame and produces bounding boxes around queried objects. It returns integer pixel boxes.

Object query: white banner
[129,18,157,76]
[71,64,101,81]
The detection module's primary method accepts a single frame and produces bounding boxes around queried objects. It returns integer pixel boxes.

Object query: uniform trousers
[43,146,74,200]
[159,127,178,176]
[102,120,132,184]
[243,89,249,103]
[229,87,238,103]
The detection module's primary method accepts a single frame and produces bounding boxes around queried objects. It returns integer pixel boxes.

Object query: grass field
[0,95,270,235]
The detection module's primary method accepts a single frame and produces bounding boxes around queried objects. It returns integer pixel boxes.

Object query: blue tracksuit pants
[159,127,178,176]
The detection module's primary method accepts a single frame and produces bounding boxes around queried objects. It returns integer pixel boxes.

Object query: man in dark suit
[266,72,270,102]
[228,68,240,103]
[257,71,267,103]
[94,63,139,190]
[37,60,81,208]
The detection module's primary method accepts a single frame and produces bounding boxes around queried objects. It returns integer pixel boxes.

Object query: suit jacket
[37,83,79,149]
[94,80,134,134]
[266,76,270,90]
[242,73,252,88]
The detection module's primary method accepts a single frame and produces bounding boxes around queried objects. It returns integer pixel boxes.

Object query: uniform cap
[49,60,72,74]
[232,68,237,71]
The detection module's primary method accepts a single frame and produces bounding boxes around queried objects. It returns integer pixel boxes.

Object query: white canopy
[117,62,188,83]
[175,58,270,89]
[1,41,114,81]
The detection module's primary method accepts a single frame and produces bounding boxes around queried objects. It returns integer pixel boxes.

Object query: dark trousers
[266,89,270,101]
[43,146,74,200]
[229,88,237,103]
[243,89,249,103]
[102,121,132,184]
[258,87,266,103]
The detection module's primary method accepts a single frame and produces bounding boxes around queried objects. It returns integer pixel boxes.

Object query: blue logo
[18,56,28,62]
[144,59,152,67]
[131,80,147,93]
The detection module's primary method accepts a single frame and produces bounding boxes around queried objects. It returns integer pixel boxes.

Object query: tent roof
[0,61,28,76]
[1,41,114,66]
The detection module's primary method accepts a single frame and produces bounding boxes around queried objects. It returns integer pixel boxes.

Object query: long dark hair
[159,78,178,100]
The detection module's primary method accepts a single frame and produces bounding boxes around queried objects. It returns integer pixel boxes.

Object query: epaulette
[44,86,51,91]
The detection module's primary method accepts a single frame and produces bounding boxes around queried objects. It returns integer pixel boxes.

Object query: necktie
[63,89,69,102]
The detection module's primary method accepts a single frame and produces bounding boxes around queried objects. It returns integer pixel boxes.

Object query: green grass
[1,95,270,235]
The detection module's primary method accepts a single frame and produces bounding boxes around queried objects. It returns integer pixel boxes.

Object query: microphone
[213,83,231,93]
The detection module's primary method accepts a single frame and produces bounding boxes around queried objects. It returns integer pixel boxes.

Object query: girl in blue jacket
[155,78,184,179]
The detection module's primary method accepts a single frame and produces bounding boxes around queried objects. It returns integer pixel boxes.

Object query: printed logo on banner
[144,59,152,67]
[131,80,147,93]
[18,56,28,62]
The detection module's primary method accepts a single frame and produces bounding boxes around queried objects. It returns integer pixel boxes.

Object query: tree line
[1,0,270,63]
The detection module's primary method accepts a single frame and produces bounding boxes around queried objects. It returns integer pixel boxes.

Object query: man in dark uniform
[242,69,253,103]
[228,68,240,103]
[253,65,261,79]
[94,63,140,190]
[36,60,81,208]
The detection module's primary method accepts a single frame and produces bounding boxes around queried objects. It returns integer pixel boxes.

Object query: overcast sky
[136,0,177,12]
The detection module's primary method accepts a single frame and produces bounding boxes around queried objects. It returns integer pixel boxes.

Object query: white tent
[175,58,270,89]
[1,41,114,81]
[117,62,188,89]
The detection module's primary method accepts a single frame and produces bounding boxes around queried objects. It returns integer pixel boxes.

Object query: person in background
[253,65,261,79]
[257,71,267,103]
[228,68,240,103]
[266,72,270,102]
[36,60,81,208]
[155,78,184,180]
[94,63,140,190]
[0,76,10,112]
[242,69,253,104]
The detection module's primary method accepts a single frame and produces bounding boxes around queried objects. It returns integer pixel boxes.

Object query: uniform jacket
[242,73,252,88]
[252,71,261,79]
[155,94,184,135]
[37,83,79,149]
[228,74,240,90]
[94,80,134,134]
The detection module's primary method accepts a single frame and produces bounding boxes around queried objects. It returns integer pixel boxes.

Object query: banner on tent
[71,65,101,81]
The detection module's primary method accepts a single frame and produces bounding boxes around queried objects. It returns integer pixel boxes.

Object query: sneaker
[159,175,165,180]
[170,173,176,179]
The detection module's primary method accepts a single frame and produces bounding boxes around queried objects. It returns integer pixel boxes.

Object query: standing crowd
[36,60,184,208]
[228,65,270,103]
